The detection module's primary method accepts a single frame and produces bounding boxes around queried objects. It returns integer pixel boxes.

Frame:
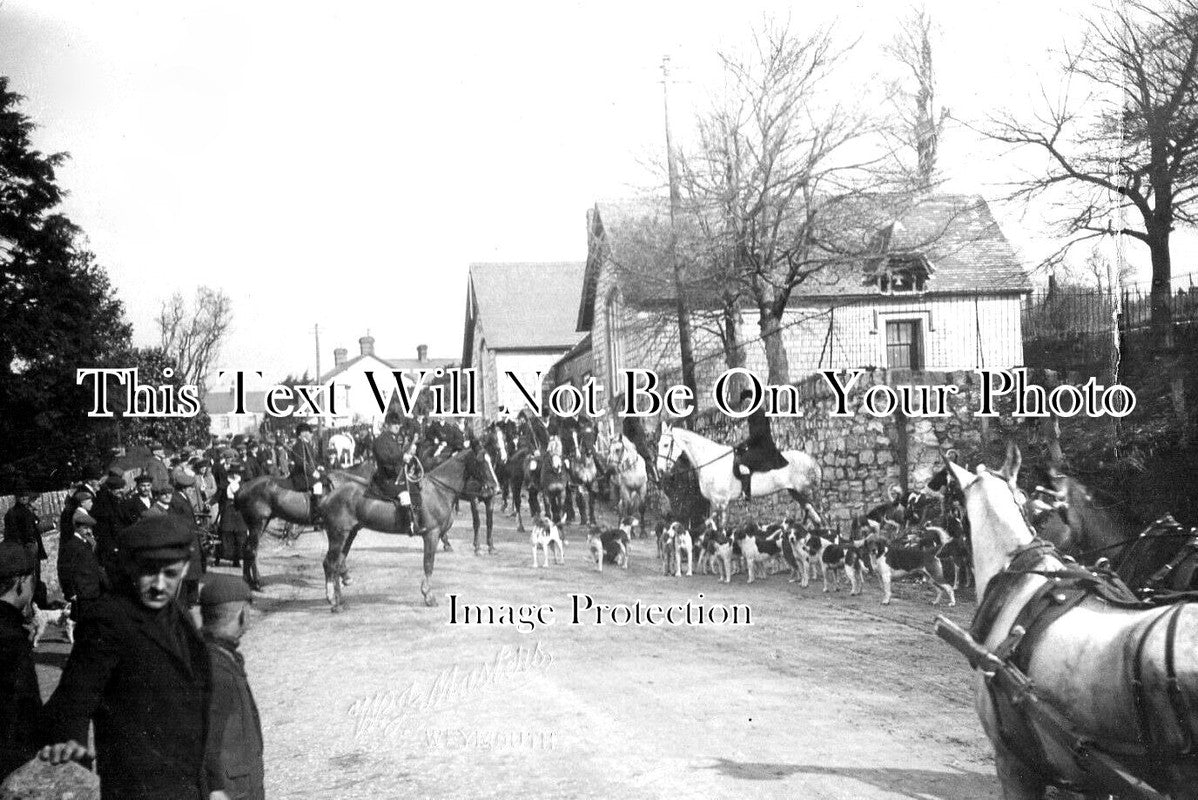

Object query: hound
[781,518,816,585]
[30,602,74,647]
[587,519,634,572]
[699,517,733,583]
[530,515,564,568]
[734,523,785,584]
[661,521,693,577]
[866,527,956,606]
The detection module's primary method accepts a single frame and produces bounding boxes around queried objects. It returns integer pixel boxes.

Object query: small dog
[530,516,564,568]
[588,518,633,572]
[30,601,74,647]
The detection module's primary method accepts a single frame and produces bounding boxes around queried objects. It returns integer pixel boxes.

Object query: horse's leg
[471,499,482,555]
[587,488,597,525]
[341,526,361,586]
[324,527,347,612]
[565,485,577,523]
[421,527,439,607]
[992,737,1046,800]
[485,498,495,553]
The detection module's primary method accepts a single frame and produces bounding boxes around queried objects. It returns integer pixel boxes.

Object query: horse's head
[944,442,1035,596]
[656,424,677,474]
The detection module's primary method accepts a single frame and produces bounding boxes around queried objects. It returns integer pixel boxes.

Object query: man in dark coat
[168,474,203,608]
[121,474,156,526]
[39,516,215,800]
[2,483,50,607]
[289,424,324,519]
[146,442,172,494]
[732,388,788,499]
[91,475,126,574]
[373,414,425,535]
[200,575,264,800]
[0,542,41,780]
[59,465,103,539]
[57,510,107,619]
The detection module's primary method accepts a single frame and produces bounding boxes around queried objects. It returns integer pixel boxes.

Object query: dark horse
[236,452,497,611]
[523,411,567,524]
[1043,468,1198,597]
[561,422,600,526]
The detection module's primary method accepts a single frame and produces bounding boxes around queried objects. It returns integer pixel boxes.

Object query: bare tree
[987,0,1198,339]
[884,5,949,190]
[156,286,232,393]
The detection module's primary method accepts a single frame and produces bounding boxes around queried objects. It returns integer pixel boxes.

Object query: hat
[220,448,237,460]
[134,474,154,486]
[739,389,754,401]
[9,479,35,499]
[296,423,313,435]
[385,411,403,426]
[72,509,98,528]
[105,475,127,490]
[153,485,174,497]
[82,463,105,481]
[196,459,212,470]
[232,435,246,446]
[149,441,165,452]
[226,464,244,477]
[0,541,33,580]
[117,515,193,562]
[172,471,196,488]
[72,489,95,503]
[199,574,253,607]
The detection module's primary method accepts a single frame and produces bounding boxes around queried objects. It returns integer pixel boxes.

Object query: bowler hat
[104,475,127,490]
[296,423,313,435]
[134,474,154,486]
[0,541,33,580]
[199,574,253,606]
[117,515,193,562]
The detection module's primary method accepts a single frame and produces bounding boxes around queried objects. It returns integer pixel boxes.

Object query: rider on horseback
[290,423,326,524]
[372,412,427,536]
[732,388,787,500]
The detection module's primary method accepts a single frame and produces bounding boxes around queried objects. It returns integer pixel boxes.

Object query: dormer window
[868,254,931,294]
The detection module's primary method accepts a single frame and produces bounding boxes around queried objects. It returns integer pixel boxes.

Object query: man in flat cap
[92,474,127,574]
[167,472,204,608]
[146,442,172,494]
[0,541,41,781]
[57,508,107,619]
[39,515,213,800]
[122,474,156,526]
[200,575,264,800]
[2,481,51,608]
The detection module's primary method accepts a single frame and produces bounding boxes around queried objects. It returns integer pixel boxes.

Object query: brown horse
[234,476,326,591]
[319,449,497,612]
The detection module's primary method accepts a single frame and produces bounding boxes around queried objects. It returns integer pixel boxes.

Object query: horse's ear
[943,455,977,491]
[999,442,1022,485]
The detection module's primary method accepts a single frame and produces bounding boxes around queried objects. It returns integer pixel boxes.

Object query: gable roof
[319,353,456,384]
[578,194,1030,325]
[463,262,587,360]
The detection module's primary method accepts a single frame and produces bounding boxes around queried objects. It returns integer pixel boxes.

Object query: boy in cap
[58,508,107,619]
[0,541,41,780]
[200,575,264,800]
[39,515,213,800]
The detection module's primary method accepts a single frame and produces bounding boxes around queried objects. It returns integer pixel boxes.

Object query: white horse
[327,432,355,468]
[656,424,822,526]
[595,429,646,522]
[947,445,1198,799]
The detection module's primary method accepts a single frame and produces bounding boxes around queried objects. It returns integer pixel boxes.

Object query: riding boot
[410,495,428,536]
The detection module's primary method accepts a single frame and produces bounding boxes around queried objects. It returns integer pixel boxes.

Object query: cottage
[461,262,587,420]
[319,337,456,427]
[569,194,1031,413]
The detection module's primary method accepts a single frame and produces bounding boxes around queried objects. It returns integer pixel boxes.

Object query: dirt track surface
[37,505,1000,799]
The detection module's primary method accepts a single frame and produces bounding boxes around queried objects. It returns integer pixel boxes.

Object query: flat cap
[72,489,95,503]
[172,470,196,488]
[0,541,33,579]
[134,474,154,485]
[117,515,193,562]
[295,423,313,435]
[199,574,253,606]
[72,509,97,528]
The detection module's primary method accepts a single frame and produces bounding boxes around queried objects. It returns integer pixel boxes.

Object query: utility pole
[662,55,698,427]
[313,324,323,433]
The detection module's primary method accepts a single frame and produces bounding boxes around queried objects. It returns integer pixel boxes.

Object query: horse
[1043,469,1198,596]
[327,431,356,468]
[945,445,1198,799]
[564,425,600,526]
[656,423,822,527]
[659,451,711,533]
[234,475,331,590]
[319,450,498,611]
[595,428,647,522]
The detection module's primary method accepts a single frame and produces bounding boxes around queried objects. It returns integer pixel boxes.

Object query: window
[886,320,923,370]
[869,256,929,294]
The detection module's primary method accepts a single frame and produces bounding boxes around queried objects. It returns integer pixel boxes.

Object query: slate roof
[462,262,588,363]
[578,194,1030,325]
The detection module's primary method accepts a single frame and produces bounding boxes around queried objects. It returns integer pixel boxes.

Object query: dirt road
[34,506,999,799]
[230,506,998,800]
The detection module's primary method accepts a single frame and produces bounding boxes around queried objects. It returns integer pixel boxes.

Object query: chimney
[333,347,348,367]
[417,344,428,363]
[359,335,375,357]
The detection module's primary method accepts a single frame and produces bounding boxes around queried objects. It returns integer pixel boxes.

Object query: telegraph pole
[662,55,698,426]
[313,324,323,433]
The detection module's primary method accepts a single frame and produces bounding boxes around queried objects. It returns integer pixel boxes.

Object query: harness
[971,538,1198,789]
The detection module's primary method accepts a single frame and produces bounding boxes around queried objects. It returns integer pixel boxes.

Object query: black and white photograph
[2,1,1198,798]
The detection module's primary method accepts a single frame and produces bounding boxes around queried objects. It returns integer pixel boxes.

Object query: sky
[1,0,1194,387]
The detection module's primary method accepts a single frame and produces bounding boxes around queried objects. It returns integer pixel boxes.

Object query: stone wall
[688,368,1023,530]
